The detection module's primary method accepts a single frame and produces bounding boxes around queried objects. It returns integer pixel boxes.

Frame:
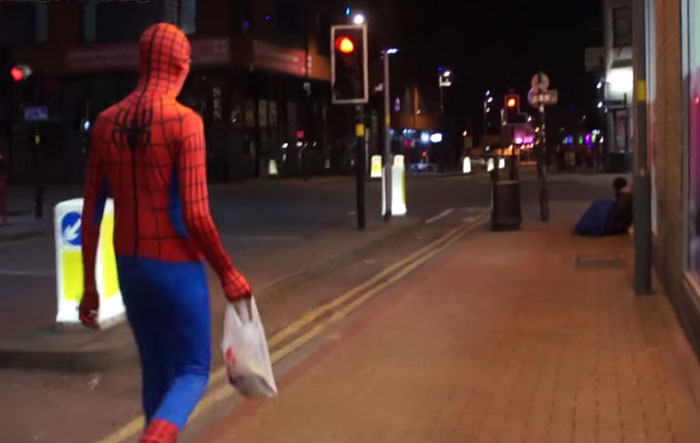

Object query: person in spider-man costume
[78,23,252,442]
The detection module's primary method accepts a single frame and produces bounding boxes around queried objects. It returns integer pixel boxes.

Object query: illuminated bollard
[383,155,407,216]
[370,155,382,179]
[462,157,472,174]
[54,199,125,328]
[268,159,279,177]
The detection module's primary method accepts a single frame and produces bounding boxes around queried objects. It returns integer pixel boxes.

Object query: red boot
[140,419,179,443]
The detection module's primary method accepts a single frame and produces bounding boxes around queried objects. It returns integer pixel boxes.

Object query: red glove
[79,289,100,329]
[222,272,252,302]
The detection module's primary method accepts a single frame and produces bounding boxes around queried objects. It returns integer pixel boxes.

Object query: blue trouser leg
[118,257,212,430]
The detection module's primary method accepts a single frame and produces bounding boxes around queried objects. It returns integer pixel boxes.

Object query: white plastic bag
[221,297,278,398]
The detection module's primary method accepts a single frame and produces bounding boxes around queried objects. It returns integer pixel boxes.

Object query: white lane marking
[0,268,55,277]
[425,208,454,225]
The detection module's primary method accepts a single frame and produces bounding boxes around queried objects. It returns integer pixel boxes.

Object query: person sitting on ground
[572,176,633,237]
[610,177,633,235]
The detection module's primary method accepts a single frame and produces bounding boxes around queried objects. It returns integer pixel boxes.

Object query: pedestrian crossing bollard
[383,155,407,216]
[54,199,125,328]
[370,155,382,179]
[462,157,472,174]
[268,159,279,177]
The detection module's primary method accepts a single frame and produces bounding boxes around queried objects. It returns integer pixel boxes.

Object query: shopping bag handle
[233,296,254,323]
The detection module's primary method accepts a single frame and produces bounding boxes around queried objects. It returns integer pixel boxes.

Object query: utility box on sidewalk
[490,156,522,231]
[54,199,125,328]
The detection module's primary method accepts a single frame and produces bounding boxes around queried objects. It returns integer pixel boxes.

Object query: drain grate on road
[574,254,625,270]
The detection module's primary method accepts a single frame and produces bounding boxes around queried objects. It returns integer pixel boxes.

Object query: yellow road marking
[94,213,488,443]
[187,215,485,423]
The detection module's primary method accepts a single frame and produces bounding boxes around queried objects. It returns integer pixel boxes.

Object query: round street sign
[531,71,550,91]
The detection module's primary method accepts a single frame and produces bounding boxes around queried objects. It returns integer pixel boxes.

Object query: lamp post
[438,69,452,115]
[382,47,398,221]
[483,90,493,135]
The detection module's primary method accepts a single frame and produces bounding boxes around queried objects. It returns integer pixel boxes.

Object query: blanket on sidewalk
[574,199,616,237]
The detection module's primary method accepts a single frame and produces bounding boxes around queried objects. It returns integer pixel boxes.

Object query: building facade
[648,0,700,358]
[603,0,635,172]
[0,0,356,184]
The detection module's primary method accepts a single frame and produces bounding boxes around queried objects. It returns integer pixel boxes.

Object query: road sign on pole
[530,71,553,223]
[531,71,550,91]
[528,89,558,107]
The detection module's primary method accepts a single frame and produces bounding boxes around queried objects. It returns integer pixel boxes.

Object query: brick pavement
[197,203,700,443]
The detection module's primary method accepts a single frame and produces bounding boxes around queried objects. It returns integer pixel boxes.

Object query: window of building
[178,0,197,35]
[275,0,305,48]
[230,0,253,33]
[276,0,304,34]
[95,0,165,43]
[647,0,658,233]
[688,0,700,274]
[316,11,331,56]
[0,3,37,47]
[612,6,632,48]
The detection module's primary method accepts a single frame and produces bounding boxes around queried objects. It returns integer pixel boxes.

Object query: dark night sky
[388,0,604,134]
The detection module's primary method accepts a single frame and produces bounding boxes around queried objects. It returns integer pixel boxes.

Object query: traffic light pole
[383,51,392,221]
[538,104,550,222]
[33,77,43,220]
[355,105,366,231]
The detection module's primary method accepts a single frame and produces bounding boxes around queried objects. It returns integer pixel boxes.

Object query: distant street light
[438,68,452,114]
[386,47,399,55]
[352,13,366,24]
[596,81,603,89]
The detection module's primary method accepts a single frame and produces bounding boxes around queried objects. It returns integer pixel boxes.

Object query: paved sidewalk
[197,203,700,443]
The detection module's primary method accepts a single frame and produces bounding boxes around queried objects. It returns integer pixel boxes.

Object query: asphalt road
[0,168,624,443]
[0,169,616,338]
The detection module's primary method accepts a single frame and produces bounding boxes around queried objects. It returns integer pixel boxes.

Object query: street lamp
[382,47,399,221]
[352,13,366,24]
[438,68,452,114]
[483,89,492,134]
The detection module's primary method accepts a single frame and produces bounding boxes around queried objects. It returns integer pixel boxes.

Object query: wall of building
[0,1,354,183]
[652,0,700,356]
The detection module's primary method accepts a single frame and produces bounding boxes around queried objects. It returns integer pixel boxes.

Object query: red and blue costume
[79,23,251,442]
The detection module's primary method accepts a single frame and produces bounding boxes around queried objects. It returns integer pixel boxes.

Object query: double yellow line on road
[95,212,488,443]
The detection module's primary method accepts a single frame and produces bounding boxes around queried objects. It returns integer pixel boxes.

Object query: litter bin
[491,155,522,231]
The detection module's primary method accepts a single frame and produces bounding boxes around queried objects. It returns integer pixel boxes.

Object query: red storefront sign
[252,40,307,77]
[64,38,231,72]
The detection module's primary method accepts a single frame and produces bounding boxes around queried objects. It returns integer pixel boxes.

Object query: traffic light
[9,64,31,83]
[505,94,521,123]
[331,24,368,104]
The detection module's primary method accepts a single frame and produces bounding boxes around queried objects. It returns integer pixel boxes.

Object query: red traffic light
[335,36,355,54]
[10,66,24,82]
[507,97,517,108]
